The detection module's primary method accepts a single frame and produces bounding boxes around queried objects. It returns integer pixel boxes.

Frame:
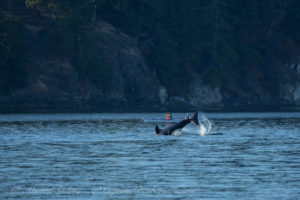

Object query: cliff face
[280,62,300,106]
[94,20,160,107]
[0,20,161,111]
[0,18,300,112]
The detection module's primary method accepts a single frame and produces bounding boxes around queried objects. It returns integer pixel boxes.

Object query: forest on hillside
[1,0,300,108]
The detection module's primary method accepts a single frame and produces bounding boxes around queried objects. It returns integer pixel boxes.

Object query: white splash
[198,114,212,136]
[198,124,207,136]
[181,112,213,136]
[172,129,182,136]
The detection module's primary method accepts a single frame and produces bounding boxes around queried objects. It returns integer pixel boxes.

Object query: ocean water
[0,112,300,199]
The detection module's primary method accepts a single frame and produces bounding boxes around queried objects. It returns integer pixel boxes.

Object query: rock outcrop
[281,83,300,106]
[160,80,223,110]
[95,20,160,107]
[188,81,223,107]
[1,18,300,112]
[0,20,161,111]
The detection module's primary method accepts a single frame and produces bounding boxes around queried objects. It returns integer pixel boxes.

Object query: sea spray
[181,112,212,135]
[198,123,207,136]
[197,114,212,136]
[172,129,182,136]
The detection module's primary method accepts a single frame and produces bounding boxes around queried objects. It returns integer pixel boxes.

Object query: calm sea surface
[0,112,300,199]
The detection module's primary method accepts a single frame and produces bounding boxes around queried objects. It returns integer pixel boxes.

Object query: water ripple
[0,112,300,199]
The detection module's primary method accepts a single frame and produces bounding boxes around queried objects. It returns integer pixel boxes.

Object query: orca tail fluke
[155,125,161,134]
[191,112,199,125]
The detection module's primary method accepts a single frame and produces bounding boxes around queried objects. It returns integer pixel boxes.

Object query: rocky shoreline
[0,102,299,114]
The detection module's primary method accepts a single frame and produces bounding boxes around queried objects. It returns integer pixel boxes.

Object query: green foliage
[148,29,182,94]
[25,0,44,11]
[1,0,300,97]
[40,17,77,56]
[281,0,300,44]
[33,0,94,56]
[0,12,27,94]
[74,30,114,91]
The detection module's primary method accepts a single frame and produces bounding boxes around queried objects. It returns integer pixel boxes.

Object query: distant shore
[1,106,299,114]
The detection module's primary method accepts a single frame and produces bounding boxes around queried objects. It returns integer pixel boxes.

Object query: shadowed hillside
[1,0,300,112]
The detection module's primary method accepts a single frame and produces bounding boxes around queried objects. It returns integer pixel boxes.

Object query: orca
[155,112,199,135]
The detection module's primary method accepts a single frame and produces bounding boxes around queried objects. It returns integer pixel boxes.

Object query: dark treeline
[1,0,300,98]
